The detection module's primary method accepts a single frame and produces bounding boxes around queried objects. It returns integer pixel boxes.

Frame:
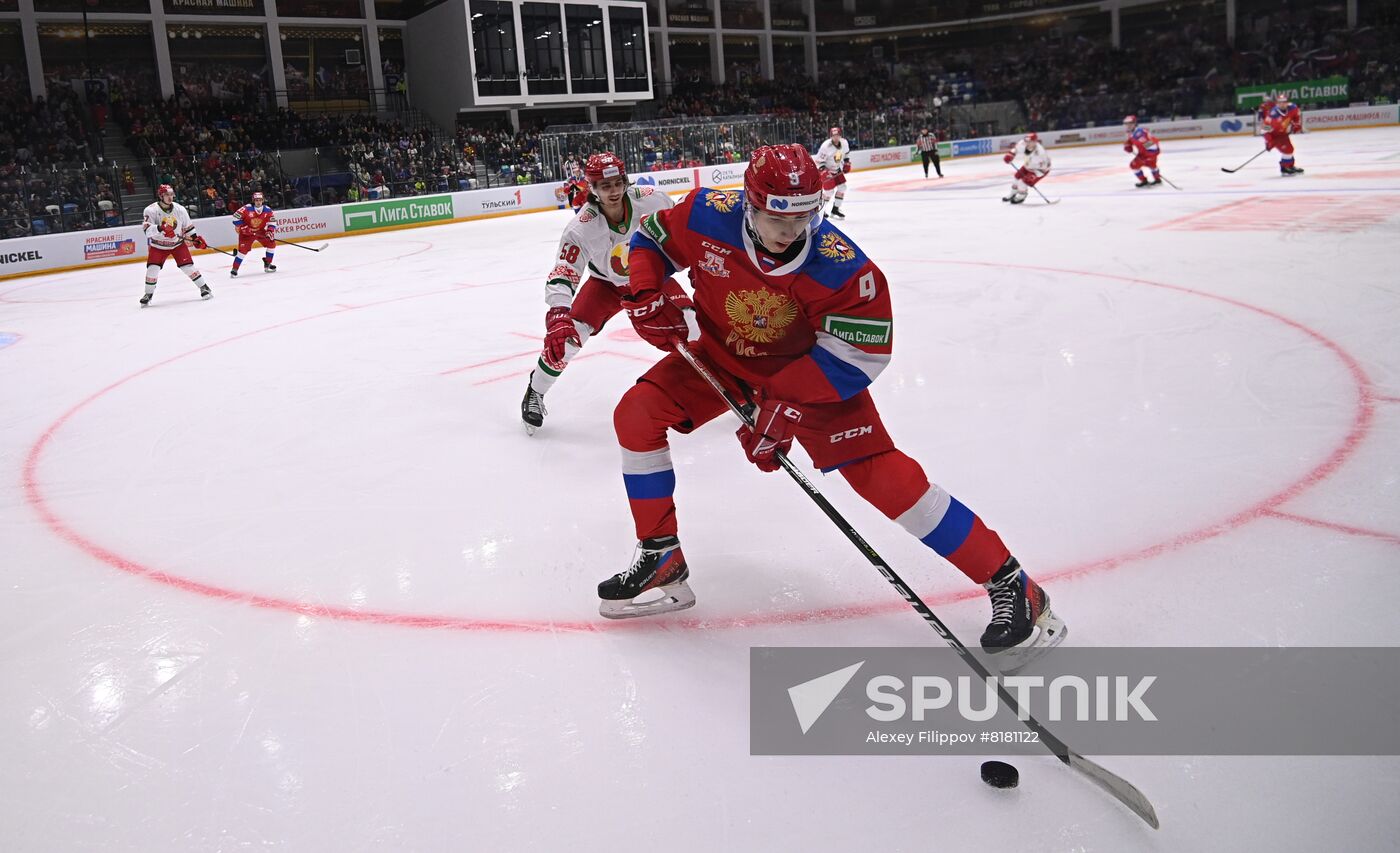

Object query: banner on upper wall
[1235,76,1349,108]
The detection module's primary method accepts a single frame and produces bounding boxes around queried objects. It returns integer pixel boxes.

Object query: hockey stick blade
[283,240,329,252]
[672,340,1160,830]
[1221,148,1268,174]
[1066,751,1161,829]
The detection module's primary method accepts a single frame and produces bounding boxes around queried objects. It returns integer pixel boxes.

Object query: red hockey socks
[839,450,1011,584]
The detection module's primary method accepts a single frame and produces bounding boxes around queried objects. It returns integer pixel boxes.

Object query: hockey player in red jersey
[596,143,1065,667]
[1260,93,1304,175]
[231,191,277,276]
[561,165,590,213]
[1122,115,1163,187]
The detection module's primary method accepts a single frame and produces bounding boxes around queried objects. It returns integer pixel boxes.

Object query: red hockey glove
[189,234,208,250]
[1015,167,1032,182]
[1123,142,1134,153]
[736,397,802,472]
[1263,136,1274,151]
[541,305,579,371]
[624,277,697,351]
[1003,153,1014,164]
[842,160,852,174]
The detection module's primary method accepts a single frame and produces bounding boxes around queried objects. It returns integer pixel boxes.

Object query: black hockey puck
[980,760,1019,789]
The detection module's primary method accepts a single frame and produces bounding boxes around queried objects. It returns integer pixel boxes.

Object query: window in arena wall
[378,28,407,94]
[772,35,805,77]
[280,27,371,102]
[34,0,147,11]
[566,4,608,94]
[719,0,763,30]
[39,22,157,95]
[769,0,808,31]
[667,0,713,29]
[722,36,759,82]
[609,5,648,92]
[0,23,27,87]
[470,0,520,96]
[522,2,567,96]
[375,0,407,20]
[0,0,16,11]
[167,25,270,100]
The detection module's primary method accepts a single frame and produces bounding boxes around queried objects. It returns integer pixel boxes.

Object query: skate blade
[522,421,538,436]
[599,581,696,620]
[989,608,1068,675]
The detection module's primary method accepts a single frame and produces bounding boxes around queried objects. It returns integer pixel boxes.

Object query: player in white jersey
[1001,133,1052,205]
[139,184,211,306]
[520,152,675,434]
[815,126,852,218]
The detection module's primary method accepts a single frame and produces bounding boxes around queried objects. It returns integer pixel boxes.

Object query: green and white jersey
[543,186,675,308]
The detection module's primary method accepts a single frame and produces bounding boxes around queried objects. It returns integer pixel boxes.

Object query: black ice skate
[1151,176,1162,186]
[520,372,547,435]
[1008,194,1027,205]
[199,284,213,299]
[1281,165,1304,176]
[139,293,152,307]
[263,259,277,273]
[598,535,695,619]
[829,206,845,219]
[1134,178,1152,188]
[230,268,239,277]
[980,557,1066,673]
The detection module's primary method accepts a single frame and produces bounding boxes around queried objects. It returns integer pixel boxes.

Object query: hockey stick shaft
[672,340,1158,829]
[1159,175,1183,191]
[280,238,328,252]
[1010,165,1058,204]
[1221,148,1267,173]
[199,243,236,258]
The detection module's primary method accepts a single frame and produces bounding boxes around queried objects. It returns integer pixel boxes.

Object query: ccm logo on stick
[830,426,874,443]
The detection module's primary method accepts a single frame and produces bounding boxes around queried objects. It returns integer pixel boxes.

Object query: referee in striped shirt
[916,128,942,178]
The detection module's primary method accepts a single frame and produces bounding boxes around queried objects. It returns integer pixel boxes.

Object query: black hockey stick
[673,340,1159,830]
[196,242,236,258]
[1159,175,1183,191]
[280,238,329,252]
[1221,148,1267,174]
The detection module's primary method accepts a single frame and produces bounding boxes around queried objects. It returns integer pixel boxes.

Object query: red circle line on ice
[21,260,1379,634]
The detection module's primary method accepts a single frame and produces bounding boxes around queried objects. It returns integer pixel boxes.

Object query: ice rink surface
[3,126,1399,851]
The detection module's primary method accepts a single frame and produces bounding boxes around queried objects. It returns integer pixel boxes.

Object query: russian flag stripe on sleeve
[810,344,879,401]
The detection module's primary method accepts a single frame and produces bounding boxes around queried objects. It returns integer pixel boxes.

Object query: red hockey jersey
[628,187,893,405]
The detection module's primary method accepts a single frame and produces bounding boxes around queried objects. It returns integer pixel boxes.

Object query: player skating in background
[139,184,211,306]
[1002,132,1052,204]
[230,191,277,277]
[1122,115,1163,187]
[561,165,590,213]
[816,126,851,218]
[916,127,942,178]
[597,143,1065,669]
[1259,92,1305,175]
[519,152,675,434]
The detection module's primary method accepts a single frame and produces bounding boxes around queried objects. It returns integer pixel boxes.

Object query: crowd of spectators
[0,87,123,237]
[4,8,1398,239]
